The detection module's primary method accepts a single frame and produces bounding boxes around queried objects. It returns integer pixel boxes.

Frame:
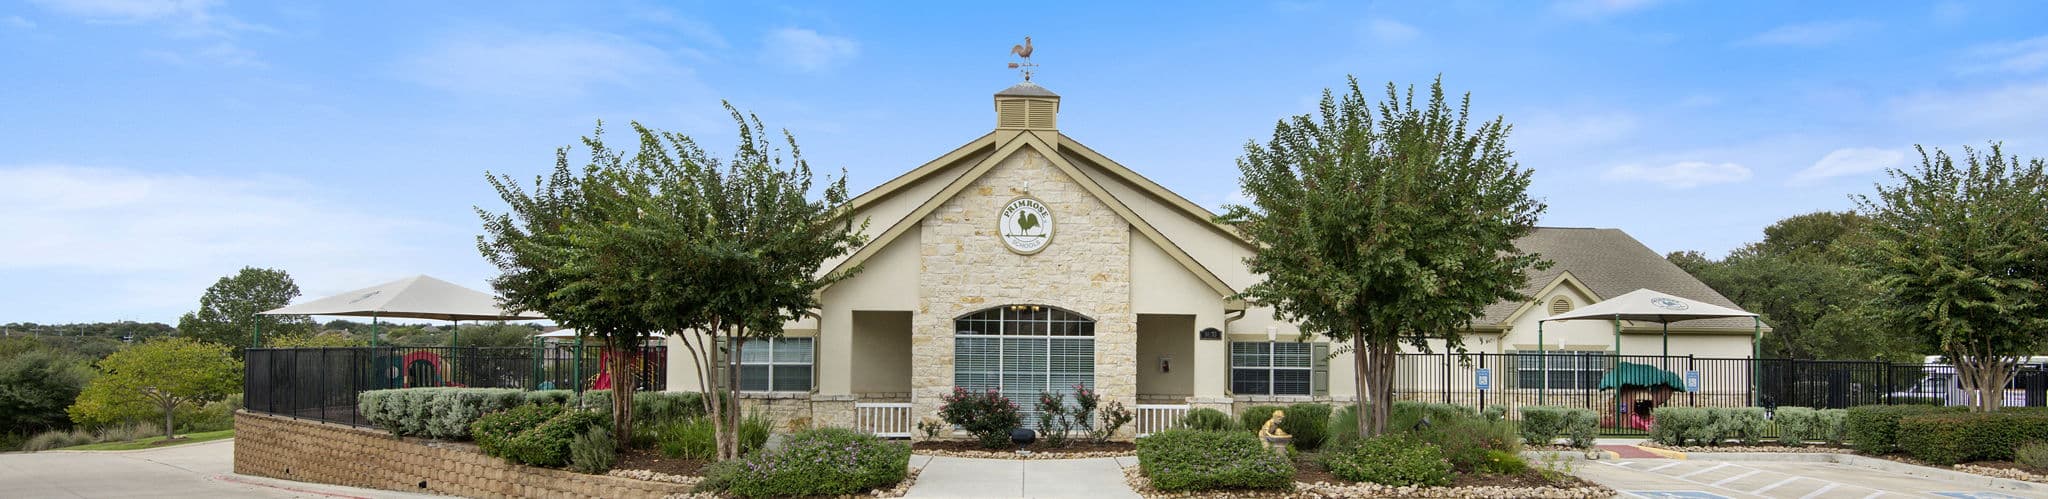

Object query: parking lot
[1576,459,2045,499]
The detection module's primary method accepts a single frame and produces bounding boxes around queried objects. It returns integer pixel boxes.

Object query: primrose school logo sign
[998,197,1055,254]
[1649,297,1689,311]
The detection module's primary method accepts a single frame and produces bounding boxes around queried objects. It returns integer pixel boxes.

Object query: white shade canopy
[1544,288,1757,324]
[535,329,662,339]
[259,275,546,322]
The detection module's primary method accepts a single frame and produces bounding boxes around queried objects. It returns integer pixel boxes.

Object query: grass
[56,429,235,451]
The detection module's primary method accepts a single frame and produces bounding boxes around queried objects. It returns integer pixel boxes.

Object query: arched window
[1550,297,1573,316]
[954,305,1095,428]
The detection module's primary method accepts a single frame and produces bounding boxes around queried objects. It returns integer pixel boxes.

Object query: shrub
[1069,385,1099,438]
[635,392,705,425]
[525,390,574,406]
[1136,429,1293,492]
[1482,405,1508,422]
[704,428,911,498]
[1325,433,1453,487]
[2017,441,2048,469]
[1518,406,1568,446]
[1181,408,1236,431]
[1773,407,1818,446]
[1650,407,1705,446]
[1036,391,1074,448]
[1411,409,1520,472]
[653,413,773,459]
[21,428,93,451]
[1721,407,1768,446]
[1238,405,1286,436]
[1283,403,1332,451]
[471,403,564,459]
[939,387,1022,449]
[1815,408,1847,445]
[1896,411,2048,465]
[1845,405,1965,454]
[501,409,607,467]
[569,427,617,474]
[1476,449,1529,475]
[1561,407,1598,449]
[359,387,527,440]
[1097,401,1134,442]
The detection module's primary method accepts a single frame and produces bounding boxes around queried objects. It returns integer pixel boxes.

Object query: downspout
[1222,309,1247,397]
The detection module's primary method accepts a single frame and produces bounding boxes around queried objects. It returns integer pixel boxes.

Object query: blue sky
[4,0,2046,324]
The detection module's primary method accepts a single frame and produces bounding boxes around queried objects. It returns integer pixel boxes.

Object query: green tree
[68,337,242,437]
[1219,77,1546,437]
[1666,212,1918,361]
[0,339,95,434]
[176,267,313,355]
[1851,143,2048,412]
[604,108,865,460]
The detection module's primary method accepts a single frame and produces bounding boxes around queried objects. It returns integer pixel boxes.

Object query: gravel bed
[1120,467,1616,498]
[916,448,1133,459]
[1954,464,2048,483]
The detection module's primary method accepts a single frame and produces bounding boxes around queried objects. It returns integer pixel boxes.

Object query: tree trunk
[723,332,747,460]
[610,336,636,450]
[162,399,177,439]
[1367,344,1395,437]
[1353,335,1371,438]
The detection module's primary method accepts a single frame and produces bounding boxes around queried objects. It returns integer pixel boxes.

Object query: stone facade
[233,411,693,498]
[912,146,1137,439]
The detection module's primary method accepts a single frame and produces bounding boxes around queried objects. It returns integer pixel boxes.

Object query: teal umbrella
[1598,362,1687,392]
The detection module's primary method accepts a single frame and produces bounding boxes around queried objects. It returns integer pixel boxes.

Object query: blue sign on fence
[1685,370,1702,392]
[1476,368,1492,391]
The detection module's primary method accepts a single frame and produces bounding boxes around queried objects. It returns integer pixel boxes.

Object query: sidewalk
[904,454,1141,498]
[0,439,444,498]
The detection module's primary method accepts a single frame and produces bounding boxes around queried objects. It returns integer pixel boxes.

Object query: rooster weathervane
[1006,36,1036,81]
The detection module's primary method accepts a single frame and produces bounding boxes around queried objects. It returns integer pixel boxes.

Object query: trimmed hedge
[1136,429,1294,492]
[472,403,564,459]
[1896,411,2048,465]
[1325,433,1453,487]
[1647,407,1767,446]
[501,409,607,467]
[574,390,706,425]
[1517,406,1596,449]
[1844,405,1965,454]
[1181,408,1236,431]
[702,428,911,498]
[359,387,527,440]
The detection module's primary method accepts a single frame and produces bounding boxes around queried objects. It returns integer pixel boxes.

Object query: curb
[1680,452,2040,492]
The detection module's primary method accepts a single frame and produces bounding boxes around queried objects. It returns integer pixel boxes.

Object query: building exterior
[662,81,1766,438]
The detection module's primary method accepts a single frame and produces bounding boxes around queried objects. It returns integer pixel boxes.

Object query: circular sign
[1649,297,1689,311]
[998,197,1055,254]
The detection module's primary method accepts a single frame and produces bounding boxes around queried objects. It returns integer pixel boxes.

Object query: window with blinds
[1231,341,1314,395]
[738,337,813,392]
[1511,350,1609,390]
[954,305,1094,429]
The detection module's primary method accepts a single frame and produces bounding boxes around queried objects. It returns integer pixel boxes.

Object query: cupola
[994,81,1059,131]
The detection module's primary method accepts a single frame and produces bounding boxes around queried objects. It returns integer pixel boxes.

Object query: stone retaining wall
[233,411,694,498]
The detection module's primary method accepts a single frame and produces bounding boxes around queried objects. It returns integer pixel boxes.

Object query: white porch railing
[854,402,913,438]
[1134,404,1189,437]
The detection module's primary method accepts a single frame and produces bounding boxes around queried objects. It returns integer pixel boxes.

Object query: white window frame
[737,337,813,393]
[953,305,1095,429]
[1231,341,1313,396]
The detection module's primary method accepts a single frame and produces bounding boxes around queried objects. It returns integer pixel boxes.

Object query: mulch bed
[911,440,1134,454]
[613,448,712,477]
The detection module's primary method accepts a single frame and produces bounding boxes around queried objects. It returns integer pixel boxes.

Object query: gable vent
[1550,297,1573,315]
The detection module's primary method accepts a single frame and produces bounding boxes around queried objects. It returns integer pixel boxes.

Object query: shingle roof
[1482,227,1761,330]
[995,81,1059,97]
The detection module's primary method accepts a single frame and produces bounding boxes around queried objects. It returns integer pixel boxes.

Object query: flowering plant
[939,387,1022,449]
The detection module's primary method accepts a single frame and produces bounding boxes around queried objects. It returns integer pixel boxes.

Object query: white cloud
[1364,19,1419,43]
[29,0,215,21]
[761,28,858,72]
[3,15,34,29]
[1739,20,1875,47]
[30,0,272,65]
[1601,161,1753,188]
[1890,79,2048,134]
[0,165,436,316]
[1551,0,1659,18]
[1963,36,2048,74]
[1789,148,1907,185]
[396,30,686,98]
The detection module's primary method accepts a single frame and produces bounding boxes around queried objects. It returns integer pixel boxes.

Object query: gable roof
[824,130,1242,308]
[1482,227,1762,330]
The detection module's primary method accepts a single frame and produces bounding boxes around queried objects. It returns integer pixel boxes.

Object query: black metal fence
[244,344,666,427]
[1392,353,2048,435]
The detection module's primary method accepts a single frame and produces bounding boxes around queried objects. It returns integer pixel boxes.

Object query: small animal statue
[1258,409,1291,451]
[1011,36,1034,59]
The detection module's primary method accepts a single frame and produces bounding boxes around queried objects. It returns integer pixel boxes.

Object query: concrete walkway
[0,439,443,498]
[904,454,1141,498]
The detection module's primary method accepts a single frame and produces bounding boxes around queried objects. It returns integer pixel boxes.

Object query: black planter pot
[1010,427,1037,448]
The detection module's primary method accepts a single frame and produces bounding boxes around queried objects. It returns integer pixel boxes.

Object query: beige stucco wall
[1135,314,1195,400]
[817,229,922,397]
[912,145,1137,436]
[851,311,913,395]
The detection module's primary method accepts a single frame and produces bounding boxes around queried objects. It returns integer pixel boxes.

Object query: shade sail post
[1752,316,1761,407]
[371,314,380,347]
[252,320,261,350]
[450,320,459,347]
[1612,315,1621,356]
[1538,320,1547,406]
